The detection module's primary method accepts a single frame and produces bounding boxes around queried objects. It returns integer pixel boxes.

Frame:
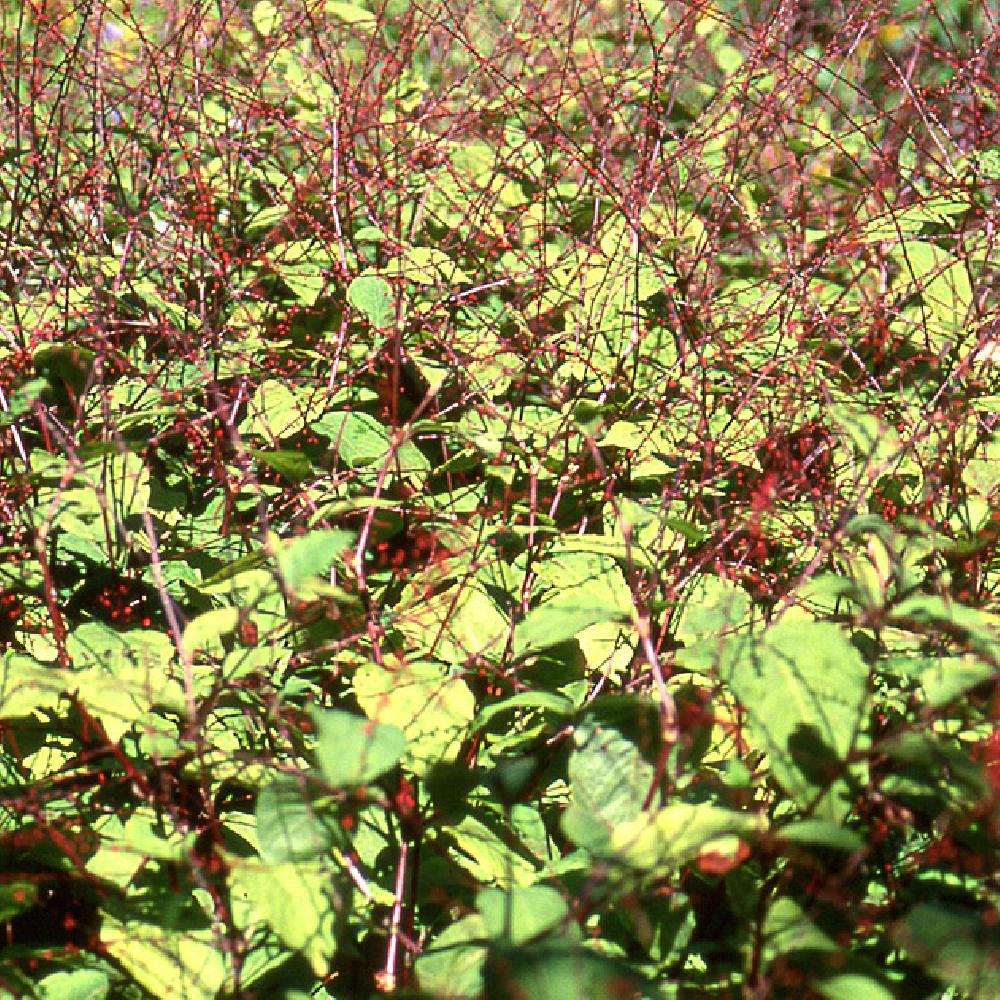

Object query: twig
[378,837,410,994]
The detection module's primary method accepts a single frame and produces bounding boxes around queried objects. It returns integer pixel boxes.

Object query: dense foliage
[0,0,997,997]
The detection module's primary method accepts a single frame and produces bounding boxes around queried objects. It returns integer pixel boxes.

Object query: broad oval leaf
[312,707,406,786]
[36,969,110,1000]
[353,660,474,774]
[256,779,336,863]
[347,273,394,328]
[477,886,568,946]
[721,619,870,821]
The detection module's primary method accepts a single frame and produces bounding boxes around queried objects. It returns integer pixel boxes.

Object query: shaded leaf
[609,802,764,871]
[893,903,1000,998]
[484,940,639,1000]
[256,779,336,864]
[229,857,341,976]
[777,820,864,853]
[312,707,406,786]
[249,448,313,483]
[101,918,227,1000]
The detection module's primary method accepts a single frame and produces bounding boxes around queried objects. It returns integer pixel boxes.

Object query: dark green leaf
[249,448,313,483]
[893,903,1000,998]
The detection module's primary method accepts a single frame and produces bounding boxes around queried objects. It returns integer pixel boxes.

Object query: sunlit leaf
[353,659,475,773]
[312,707,406,786]
[347,273,395,328]
[721,619,870,821]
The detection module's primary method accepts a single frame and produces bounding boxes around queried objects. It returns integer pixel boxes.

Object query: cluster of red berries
[754,422,834,502]
[368,528,450,575]
[0,590,26,646]
[0,343,35,400]
[184,176,218,233]
[0,476,33,555]
[869,477,922,525]
[710,528,783,597]
[92,580,155,629]
[871,489,906,523]
[166,417,227,480]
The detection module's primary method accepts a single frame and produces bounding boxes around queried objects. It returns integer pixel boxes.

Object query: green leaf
[229,857,340,976]
[514,601,630,659]
[34,344,95,396]
[472,692,575,732]
[275,528,355,593]
[881,730,988,804]
[396,583,509,664]
[353,660,475,774]
[256,779,336,863]
[890,595,999,665]
[183,607,240,656]
[347,274,395,328]
[40,451,151,523]
[241,380,317,443]
[0,654,67,718]
[477,886,568,945]
[777,820,864,852]
[814,973,895,1000]
[397,246,469,285]
[63,627,185,742]
[312,707,406,786]
[563,718,653,852]
[130,281,200,329]
[675,575,753,646]
[252,0,280,35]
[859,196,971,240]
[66,622,176,670]
[576,620,634,680]
[483,940,638,1000]
[609,803,764,871]
[249,448,313,483]
[245,204,287,236]
[890,241,972,342]
[514,546,634,658]
[415,914,488,999]
[917,654,998,709]
[764,897,838,958]
[893,903,1000,998]
[102,918,228,1000]
[446,814,539,888]
[36,969,110,1000]
[721,619,869,821]
[279,266,327,306]
[532,547,632,608]
[325,0,377,24]
[87,809,196,887]
[313,410,391,467]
